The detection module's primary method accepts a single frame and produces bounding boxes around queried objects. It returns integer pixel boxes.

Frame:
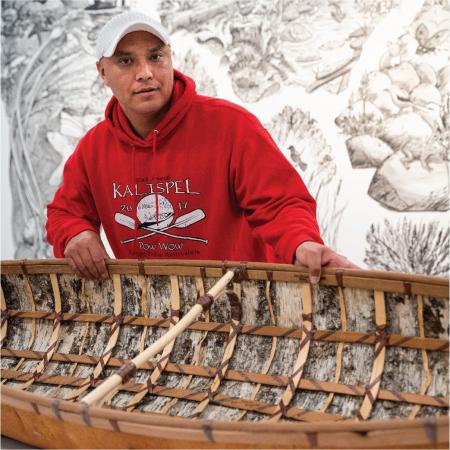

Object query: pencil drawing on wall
[1,0,448,275]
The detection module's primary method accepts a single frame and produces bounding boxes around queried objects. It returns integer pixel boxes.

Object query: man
[46,11,356,282]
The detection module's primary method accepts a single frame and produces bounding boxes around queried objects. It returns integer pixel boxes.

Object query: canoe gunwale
[1,385,448,444]
[1,258,448,297]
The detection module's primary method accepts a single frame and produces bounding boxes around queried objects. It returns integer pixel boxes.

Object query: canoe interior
[0,259,448,449]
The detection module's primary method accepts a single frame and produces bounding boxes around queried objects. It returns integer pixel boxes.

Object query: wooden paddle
[115,209,206,244]
[82,268,237,407]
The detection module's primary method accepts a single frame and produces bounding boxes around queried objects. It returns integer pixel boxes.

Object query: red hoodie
[46,70,323,262]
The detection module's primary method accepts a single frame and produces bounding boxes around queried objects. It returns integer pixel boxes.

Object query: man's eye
[118,57,132,65]
[149,54,163,62]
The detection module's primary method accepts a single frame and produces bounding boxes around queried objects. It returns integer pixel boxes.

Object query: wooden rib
[65,274,123,400]
[125,275,181,411]
[1,271,37,375]
[52,279,91,397]
[270,282,313,421]
[1,368,343,422]
[53,322,90,399]
[18,273,62,390]
[358,290,387,420]
[7,309,447,352]
[138,274,149,354]
[235,279,277,421]
[7,272,38,377]
[321,284,347,412]
[190,283,242,418]
[160,275,208,415]
[1,286,8,345]
[1,351,447,408]
[409,294,433,419]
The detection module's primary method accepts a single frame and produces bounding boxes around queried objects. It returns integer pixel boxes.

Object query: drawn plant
[365,219,449,276]
[336,95,384,137]
[172,49,218,97]
[267,106,345,248]
[2,3,109,257]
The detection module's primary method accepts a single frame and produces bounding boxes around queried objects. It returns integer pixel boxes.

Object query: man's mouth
[134,87,158,94]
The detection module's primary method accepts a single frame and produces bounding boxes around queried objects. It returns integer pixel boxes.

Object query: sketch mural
[365,218,449,275]
[160,0,402,101]
[1,0,118,258]
[336,1,449,212]
[266,106,345,249]
[1,0,448,275]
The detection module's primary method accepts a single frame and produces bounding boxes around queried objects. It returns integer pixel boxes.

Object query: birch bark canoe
[1,259,448,449]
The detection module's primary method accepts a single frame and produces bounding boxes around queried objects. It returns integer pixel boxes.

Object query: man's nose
[136,61,153,81]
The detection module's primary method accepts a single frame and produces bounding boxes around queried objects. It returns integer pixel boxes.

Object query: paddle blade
[173,209,205,228]
[115,213,135,229]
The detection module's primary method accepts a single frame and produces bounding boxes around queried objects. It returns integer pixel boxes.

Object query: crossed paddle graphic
[114,209,208,244]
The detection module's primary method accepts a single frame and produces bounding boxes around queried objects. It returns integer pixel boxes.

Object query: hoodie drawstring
[131,131,159,254]
[131,144,138,253]
[152,130,159,229]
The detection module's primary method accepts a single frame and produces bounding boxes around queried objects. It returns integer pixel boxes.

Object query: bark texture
[1,271,448,422]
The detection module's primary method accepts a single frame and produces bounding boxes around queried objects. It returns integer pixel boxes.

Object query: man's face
[97,31,174,125]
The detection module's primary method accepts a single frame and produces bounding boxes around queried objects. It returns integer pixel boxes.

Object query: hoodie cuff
[276,229,324,264]
[55,224,99,258]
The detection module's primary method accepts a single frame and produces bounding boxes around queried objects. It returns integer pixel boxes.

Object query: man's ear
[96,60,109,87]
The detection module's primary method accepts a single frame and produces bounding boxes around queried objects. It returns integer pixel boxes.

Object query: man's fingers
[341,259,360,269]
[295,242,360,285]
[305,252,322,284]
[69,251,95,279]
[295,242,323,284]
[64,231,110,281]
[89,245,108,280]
[324,251,361,270]
[79,247,103,280]
[66,256,82,278]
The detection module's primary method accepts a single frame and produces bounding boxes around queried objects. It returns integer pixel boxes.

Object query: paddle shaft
[82,269,236,406]
[119,209,206,244]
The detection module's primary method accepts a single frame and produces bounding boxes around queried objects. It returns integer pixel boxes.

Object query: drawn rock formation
[346,135,394,168]
[336,1,449,211]
[368,151,448,211]
[378,112,434,148]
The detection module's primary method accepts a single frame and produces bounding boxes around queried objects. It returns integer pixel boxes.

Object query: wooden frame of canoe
[1,259,448,449]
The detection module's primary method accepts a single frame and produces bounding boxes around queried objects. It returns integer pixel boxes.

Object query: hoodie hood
[104,69,196,148]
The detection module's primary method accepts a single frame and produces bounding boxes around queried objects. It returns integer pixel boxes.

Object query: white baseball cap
[95,11,171,60]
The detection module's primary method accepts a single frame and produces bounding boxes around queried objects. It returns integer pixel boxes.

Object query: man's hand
[64,230,109,280]
[295,241,359,284]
